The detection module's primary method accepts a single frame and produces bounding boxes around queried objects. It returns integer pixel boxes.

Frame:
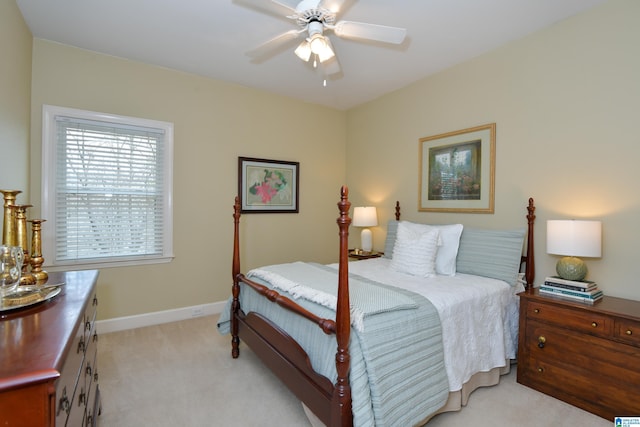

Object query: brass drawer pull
[534,308,540,314]
[627,329,633,336]
[591,322,598,328]
[538,336,546,348]
[537,367,544,373]
[77,336,85,353]
[57,386,70,415]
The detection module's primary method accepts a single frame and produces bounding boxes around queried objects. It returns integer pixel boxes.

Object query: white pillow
[390,221,440,277]
[431,223,464,276]
[388,221,463,276]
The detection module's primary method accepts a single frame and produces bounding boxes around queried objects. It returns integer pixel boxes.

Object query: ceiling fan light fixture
[317,43,335,62]
[294,40,312,62]
[308,33,334,62]
[309,33,327,54]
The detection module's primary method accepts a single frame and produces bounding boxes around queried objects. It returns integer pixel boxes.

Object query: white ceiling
[16,0,607,110]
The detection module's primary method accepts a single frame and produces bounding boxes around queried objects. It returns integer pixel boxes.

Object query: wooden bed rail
[235,274,337,334]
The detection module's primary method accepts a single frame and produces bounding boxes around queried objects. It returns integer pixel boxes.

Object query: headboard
[386,198,535,290]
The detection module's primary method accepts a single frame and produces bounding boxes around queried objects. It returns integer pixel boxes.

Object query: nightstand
[348,249,383,260]
[517,288,640,421]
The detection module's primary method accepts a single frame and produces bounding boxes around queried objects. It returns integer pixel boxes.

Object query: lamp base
[360,228,373,253]
[556,256,587,281]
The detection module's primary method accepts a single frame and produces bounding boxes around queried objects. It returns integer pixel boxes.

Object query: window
[42,105,173,269]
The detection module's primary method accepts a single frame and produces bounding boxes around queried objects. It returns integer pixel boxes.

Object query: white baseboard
[97,300,226,334]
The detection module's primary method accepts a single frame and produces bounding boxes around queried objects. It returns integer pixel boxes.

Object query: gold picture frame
[419,123,495,213]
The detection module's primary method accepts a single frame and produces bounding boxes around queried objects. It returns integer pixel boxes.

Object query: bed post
[231,196,241,358]
[525,198,536,290]
[332,186,353,427]
[395,201,401,220]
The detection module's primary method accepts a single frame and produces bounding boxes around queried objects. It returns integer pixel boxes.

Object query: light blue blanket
[218,262,449,427]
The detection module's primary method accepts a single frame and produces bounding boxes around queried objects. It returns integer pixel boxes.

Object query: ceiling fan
[244,0,407,77]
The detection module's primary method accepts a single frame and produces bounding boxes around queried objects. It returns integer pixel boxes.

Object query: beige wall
[5,0,640,321]
[28,41,346,319]
[346,0,640,300]
[0,0,32,194]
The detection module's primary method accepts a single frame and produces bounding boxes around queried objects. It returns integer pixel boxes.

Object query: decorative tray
[0,284,63,312]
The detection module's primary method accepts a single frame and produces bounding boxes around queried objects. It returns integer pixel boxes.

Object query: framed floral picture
[238,157,299,213]
[419,123,495,213]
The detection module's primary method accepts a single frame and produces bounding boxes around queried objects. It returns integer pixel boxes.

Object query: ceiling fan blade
[233,0,297,19]
[246,29,304,61]
[333,21,407,44]
[270,0,299,13]
[320,0,347,14]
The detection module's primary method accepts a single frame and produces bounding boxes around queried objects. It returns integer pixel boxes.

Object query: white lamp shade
[547,220,602,258]
[352,207,378,227]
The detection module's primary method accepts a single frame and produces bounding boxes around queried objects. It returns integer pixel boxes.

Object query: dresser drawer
[55,320,85,426]
[83,292,98,344]
[525,354,640,420]
[524,320,640,385]
[522,320,640,420]
[84,324,98,396]
[525,299,611,337]
[85,347,100,427]
[615,317,640,346]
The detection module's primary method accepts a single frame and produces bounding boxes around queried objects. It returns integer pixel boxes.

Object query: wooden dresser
[517,288,640,421]
[0,270,101,426]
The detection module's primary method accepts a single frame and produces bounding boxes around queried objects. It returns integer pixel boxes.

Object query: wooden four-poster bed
[222,186,536,426]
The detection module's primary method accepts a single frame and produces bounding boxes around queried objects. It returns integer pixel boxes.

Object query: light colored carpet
[97,315,610,427]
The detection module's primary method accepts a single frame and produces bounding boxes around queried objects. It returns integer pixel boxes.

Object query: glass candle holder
[0,246,23,297]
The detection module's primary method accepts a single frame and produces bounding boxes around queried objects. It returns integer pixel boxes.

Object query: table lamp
[353,206,378,253]
[546,219,602,281]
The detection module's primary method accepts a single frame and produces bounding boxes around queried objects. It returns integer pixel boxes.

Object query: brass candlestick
[29,219,48,283]
[1,190,21,247]
[14,204,35,286]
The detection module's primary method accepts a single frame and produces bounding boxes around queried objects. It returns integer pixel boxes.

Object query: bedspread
[218,262,449,427]
[341,258,524,392]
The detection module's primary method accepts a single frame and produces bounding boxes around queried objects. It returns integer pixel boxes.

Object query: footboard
[236,310,335,421]
[230,187,353,427]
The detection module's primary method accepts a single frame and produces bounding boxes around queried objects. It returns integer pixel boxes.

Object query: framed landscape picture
[419,123,495,213]
[238,157,299,213]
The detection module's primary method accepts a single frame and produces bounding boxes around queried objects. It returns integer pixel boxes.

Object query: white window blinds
[42,105,174,268]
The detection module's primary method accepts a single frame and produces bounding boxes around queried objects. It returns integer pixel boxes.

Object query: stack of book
[540,276,603,304]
